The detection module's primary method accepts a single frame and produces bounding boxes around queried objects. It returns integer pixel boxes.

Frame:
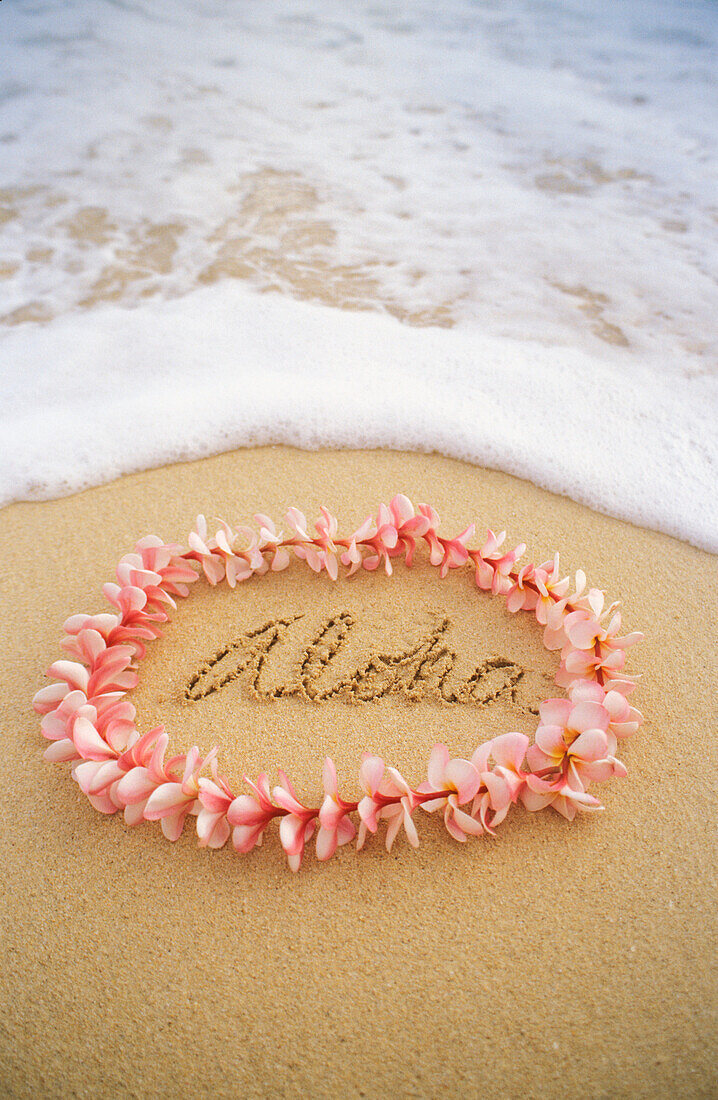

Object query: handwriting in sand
[184,612,532,708]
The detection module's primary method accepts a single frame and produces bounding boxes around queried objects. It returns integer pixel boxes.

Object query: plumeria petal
[570,729,609,762]
[427,743,450,789]
[490,732,529,771]
[444,758,481,804]
[144,782,190,819]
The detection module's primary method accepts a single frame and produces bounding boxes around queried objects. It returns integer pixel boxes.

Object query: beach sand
[0,445,715,1098]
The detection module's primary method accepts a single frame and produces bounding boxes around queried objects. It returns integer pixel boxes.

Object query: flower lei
[33,495,644,872]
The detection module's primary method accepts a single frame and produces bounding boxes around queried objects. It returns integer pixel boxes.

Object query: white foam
[2,281,716,550]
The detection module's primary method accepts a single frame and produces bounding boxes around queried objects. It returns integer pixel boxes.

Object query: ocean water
[1,0,716,548]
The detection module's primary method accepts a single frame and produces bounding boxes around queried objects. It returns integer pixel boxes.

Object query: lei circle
[33,495,644,872]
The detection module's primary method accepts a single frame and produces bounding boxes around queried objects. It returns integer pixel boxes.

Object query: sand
[0,445,715,1099]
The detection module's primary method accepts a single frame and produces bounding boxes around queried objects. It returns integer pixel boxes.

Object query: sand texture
[0,446,716,1099]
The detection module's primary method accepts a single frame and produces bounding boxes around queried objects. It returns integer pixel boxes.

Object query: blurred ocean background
[1,0,716,547]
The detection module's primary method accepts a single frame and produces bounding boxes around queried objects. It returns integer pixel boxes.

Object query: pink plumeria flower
[60,612,124,656]
[563,591,643,655]
[530,555,573,625]
[69,710,142,815]
[286,507,340,579]
[254,514,291,571]
[601,690,643,739]
[272,770,318,871]
[35,689,106,767]
[43,657,91,697]
[88,645,138,696]
[387,494,431,566]
[315,506,339,546]
[73,755,125,814]
[39,686,135,766]
[284,507,312,542]
[70,711,122,763]
[439,524,477,580]
[357,504,399,574]
[528,699,602,774]
[314,507,342,580]
[33,676,84,716]
[540,571,589,650]
[61,603,162,659]
[206,519,268,587]
[505,556,568,615]
[226,773,277,854]
[556,628,643,685]
[132,535,199,598]
[57,630,143,716]
[355,754,393,837]
[542,602,571,651]
[522,769,604,821]
[342,500,424,575]
[114,728,178,825]
[69,693,136,755]
[462,741,493,832]
[420,504,446,568]
[38,642,138,732]
[474,733,530,829]
[143,746,218,841]
[421,510,475,579]
[417,502,442,560]
[60,620,120,663]
[568,680,644,742]
[188,514,227,585]
[115,554,165,595]
[599,669,640,696]
[473,528,506,588]
[96,697,137,748]
[37,685,91,742]
[221,522,262,585]
[381,768,421,851]
[190,517,265,586]
[70,707,142,815]
[417,743,483,842]
[527,699,625,787]
[489,542,526,595]
[505,562,540,614]
[474,529,525,593]
[356,755,420,852]
[114,549,187,613]
[340,515,376,575]
[555,644,629,687]
[316,758,357,861]
[196,762,235,849]
[101,583,169,645]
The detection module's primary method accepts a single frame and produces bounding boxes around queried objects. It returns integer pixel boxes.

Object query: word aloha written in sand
[184,612,527,707]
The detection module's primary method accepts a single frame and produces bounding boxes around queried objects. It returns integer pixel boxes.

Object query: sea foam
[2,281,716,550]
